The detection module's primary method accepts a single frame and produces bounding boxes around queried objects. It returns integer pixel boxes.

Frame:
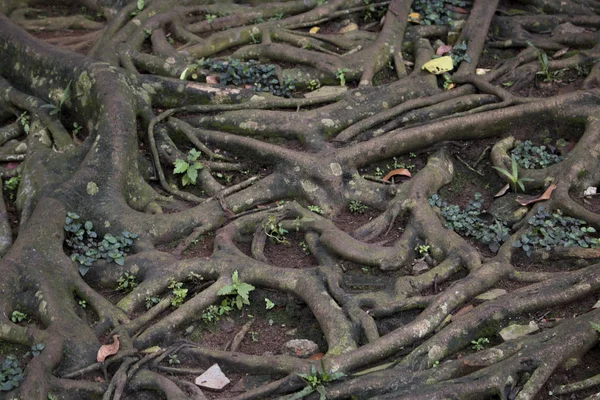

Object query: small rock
[584,186,597,197]
[499,321,539,341]
[285,328,298,336]
[220,317,235,333]
[552,22,586,37]
[489,194,529,225]
[195,364,230,391]
[281,339,319,358]
[412,258,430,274]
[304,85,347,99]
[475,288,507,301]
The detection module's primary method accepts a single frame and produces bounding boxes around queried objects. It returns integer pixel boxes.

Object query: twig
[473,146,491,168]
[455,154,485,176]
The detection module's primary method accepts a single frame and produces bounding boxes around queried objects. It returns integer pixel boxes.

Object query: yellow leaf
[141,346,162,354]
[408,12,420,23]
[309,27,320,34]
[422,56,454,75]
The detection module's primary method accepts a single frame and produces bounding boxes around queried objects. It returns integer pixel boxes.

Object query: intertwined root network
[1,0,600,399]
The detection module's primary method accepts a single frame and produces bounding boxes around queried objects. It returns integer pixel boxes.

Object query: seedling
[116,272,137,292]
[471,337,489,351]
[414,244,430,255]
[145,296,160,309]
[249,331,259,342]
[308,205,323,214]
[11,311,27,323]
[205,14,217,23]
[17,112,30,134]
[173,149,204,186]
[307,79,321,90]
[335,68,349,86]
[78,299,87,308]
[294,359,345,400]
[492,156,533,193]
[168,354,180,365]
[168,280,188,307]
[263,215,289,244]
[348,200,368,214]
[217,270,255,309]
[265,298,275,309]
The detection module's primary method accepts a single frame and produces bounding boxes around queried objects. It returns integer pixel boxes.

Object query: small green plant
[269,12,284,21]
[249,331,259,342]
[4,176,20,195]
[514,208,599,256]
[373,166,384,177]
[433,360,440,367]
[502,81,514,87]
[78,299,87,308]
[294,359,345,400]
[205,14,217,23]
[72,122,82,136]
[492,156,534,193]
[348,200,368,214]
[411,0,471,26]
[414,244,430,255]
[48,394,58,400]
[217,270,255,309]
[11,311,27,323]
[64,213,138,275]
[429,193,509,253]
[49,80,72,117]
[168,280,188,307]
[173,149,204,186]
[335,68,349,86]
[145,296,160,309]
[449,41,471,67]
[17,111,30,134]
[29,343,45,357]
[168,354,180,365]
[307,79,321,91]
[591,321,600,334]
[131,0,144,16]
[471,337,489,351]
[263,215,289,244]
[201,298,234,323]
[265,298,275,309]
[0,355,24,391]
[299,241,310,254]
[510,141,563,169]
[116,272,138,292]
[308,205,323,214]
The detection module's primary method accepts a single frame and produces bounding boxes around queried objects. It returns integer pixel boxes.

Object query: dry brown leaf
[552,47,569,59]
[494,184,510,198]
[516,183,557,206]
[382,168,412,182]
[97,335,120,363]
[206,75,218,84]
[308,352,324,360]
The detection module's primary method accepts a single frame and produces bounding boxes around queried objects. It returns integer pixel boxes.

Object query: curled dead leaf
[382,168,412,182]
[516,183,556,206]
[308,352,324,360]
[97,335,120,363]
[205,75,218,85]
[494,183,510,198]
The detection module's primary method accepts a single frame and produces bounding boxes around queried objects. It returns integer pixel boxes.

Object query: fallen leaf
[446,4,469,14]
[206,75,218,84]
[422,56,453,75]
[382,168,412,182]
[94,376,105,383]
[436,44,452,56]
[476,68,491,75]
[140,345,162,354]
[309,26,320,34]
[516,183,556,206]
[97,335,120,363]
[494,184,510,198]
[308,352,324,360]
[338,22,358,34]
[453,304,474,318]
[408,12,420,23]
[552,47,569,59]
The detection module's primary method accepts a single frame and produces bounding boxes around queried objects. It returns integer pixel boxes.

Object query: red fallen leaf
[436,44,453,57]
[494,183,510,198]
[94,376,105,382]
[97,335,120,363]
[516,183,556,206]
[308,353,324,360]
[446,5,469,14]
[382,168,412,182]
[453,304,474,318]
[206,75,218,84]
[5,162,20,170]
